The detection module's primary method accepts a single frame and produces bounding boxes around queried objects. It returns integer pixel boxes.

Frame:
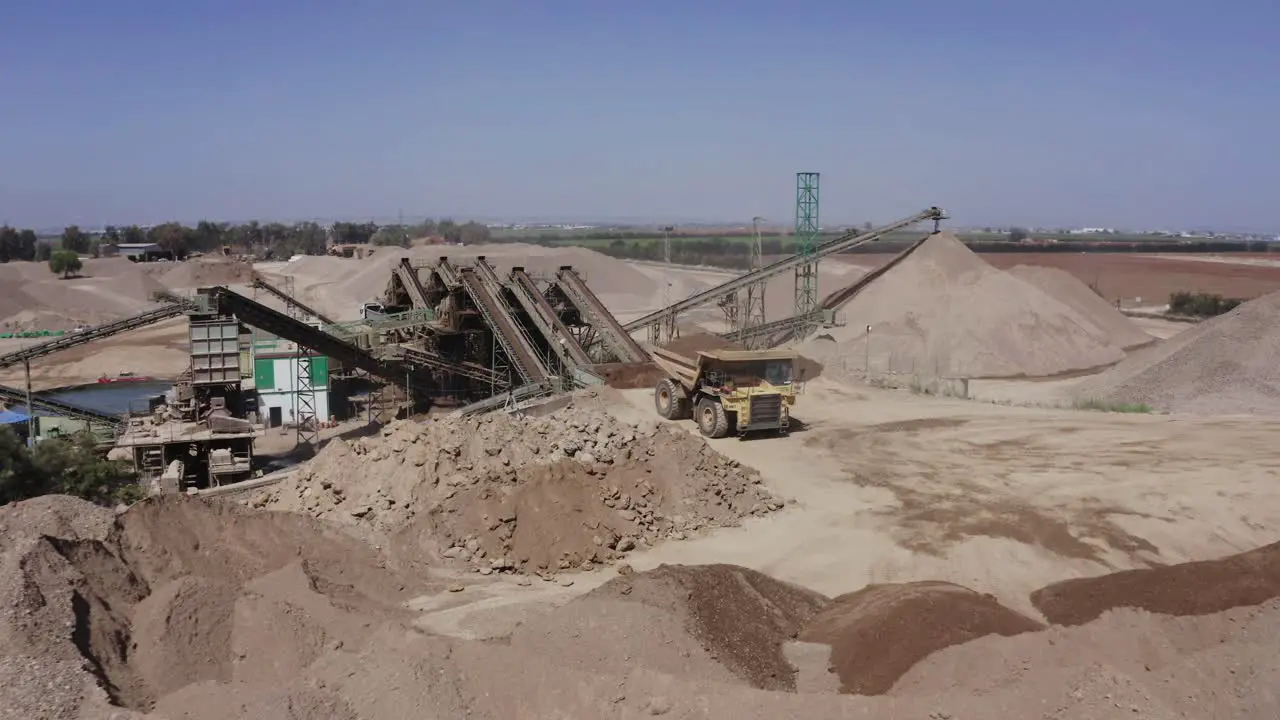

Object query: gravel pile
[1073,290,1280,415]
[258,396,787,575]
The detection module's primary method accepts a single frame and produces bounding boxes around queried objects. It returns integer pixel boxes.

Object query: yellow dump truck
[650,346,798,438]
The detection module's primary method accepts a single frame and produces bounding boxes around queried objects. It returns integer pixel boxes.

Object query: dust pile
[1074,290,1280,415]
[1007,265,1153,349]
[798,581,1043,694]
[259,398,787,574]
[797,232,1130,380]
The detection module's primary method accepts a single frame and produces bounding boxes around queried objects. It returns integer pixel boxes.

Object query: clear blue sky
[2,0,1277,231]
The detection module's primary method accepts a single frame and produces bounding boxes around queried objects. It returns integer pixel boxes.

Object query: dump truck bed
[651,346,800,391]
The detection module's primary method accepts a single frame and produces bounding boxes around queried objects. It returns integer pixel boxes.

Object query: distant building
[113,242,167,261]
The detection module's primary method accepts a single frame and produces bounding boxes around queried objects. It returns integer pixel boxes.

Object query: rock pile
[259,403,787,574]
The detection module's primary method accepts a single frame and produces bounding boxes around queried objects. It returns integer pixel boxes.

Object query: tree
[0,426,45,504]
[34,242,53,262]
[458,221,491,245]
[60,225,91,254]
[1007,227,1029,243]
[30,432,143,505]
[17,229,37,260]
[1,427,142,505]
[49,249,83,278]
[0,226,17,262]
[437,219,459,243]
[120,225,147,245]
[372,225,411,248]
[147,222,191,259]
[101,225,122,246]
[332,221,378,245]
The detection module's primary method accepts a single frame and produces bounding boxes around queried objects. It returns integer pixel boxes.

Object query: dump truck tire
[696,398,729,438]
[654,378,680,419]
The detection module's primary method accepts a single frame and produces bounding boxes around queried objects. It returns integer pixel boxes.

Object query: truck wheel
[654,378,680,419]
[696,399,730,438]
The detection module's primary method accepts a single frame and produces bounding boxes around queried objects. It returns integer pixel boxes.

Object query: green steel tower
[793,172,820,328]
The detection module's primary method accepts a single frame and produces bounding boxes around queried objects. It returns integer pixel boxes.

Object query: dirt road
[614,380,1280,618]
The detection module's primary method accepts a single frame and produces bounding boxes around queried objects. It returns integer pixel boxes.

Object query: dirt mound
[798,581,1043,695]
[798,233,1128,380]
[0,494,429,714]
[0,258,166,330]
[131,576,236,697]
[585,563,829,690]
[157,257,254,289]
[1007,265,1153,349]
[1073,290,1280,415]
[260,399,786,574]
[1031,541,1280,626]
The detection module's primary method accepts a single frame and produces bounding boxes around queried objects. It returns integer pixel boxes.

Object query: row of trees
[1168,291,1243,318]
[0,428,143,506]
[0,218,495,264]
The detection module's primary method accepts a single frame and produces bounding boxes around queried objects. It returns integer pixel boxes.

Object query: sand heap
[259,398,786,574]
[5,494,1280,718]
[0,494,430,718]
[1073,290,1280,415]
[0,258,166,331]
[153,256,254,289]
[1007,265,1153,350]
[798,233,1130,380]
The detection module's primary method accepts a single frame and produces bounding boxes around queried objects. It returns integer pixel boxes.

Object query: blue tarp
[0,409,31,424]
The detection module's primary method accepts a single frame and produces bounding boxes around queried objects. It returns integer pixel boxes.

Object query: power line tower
[739,216,768,346]
[793,172,820,332]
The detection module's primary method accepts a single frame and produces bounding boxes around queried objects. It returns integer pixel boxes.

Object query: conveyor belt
[509,268,593,366]
[622,207,946,333]
[0,384,122,426]
[458,268,551,385]
[249,276,335,324]
[393,258,431,309]
[0,303,191,371]
[555,267,649,363]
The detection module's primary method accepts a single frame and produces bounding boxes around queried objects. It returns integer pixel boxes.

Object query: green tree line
[0,218,494,263]
[0,427,144,506]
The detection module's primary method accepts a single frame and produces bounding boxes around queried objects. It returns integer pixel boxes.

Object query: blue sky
[1,0,1277,231]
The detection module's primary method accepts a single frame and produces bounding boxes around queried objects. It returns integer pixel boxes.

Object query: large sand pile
[5,494,1280,718]
[154,257,254,289]
[0,258,167,331]
[259,393,787,574]
[1073,290,1280,415]
[797,233,1129,380]
[1008,265,1153,349]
